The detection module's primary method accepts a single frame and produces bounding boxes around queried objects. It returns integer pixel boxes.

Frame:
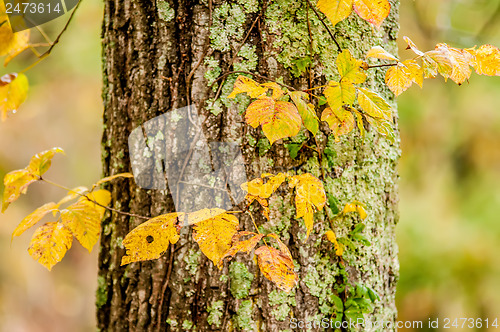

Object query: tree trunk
[97,0,400,331]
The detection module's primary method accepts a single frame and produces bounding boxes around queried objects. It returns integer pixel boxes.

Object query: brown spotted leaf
[28,222,73,271]
[121,213,184,265]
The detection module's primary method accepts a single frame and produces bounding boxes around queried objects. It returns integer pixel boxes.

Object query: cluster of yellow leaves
[317,0,391,28]
[229,50,396,146]
[121,172,325,292]
[241,172,326,238]
[367,36,500,96]
[2,148,134,270]
[1,4,30,121]
[321,49,395,143]
[120,207,298,292]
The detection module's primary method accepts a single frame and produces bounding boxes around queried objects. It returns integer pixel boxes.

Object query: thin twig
[39,177,149,220]
[305,0,341,51]
[367,63,397,69]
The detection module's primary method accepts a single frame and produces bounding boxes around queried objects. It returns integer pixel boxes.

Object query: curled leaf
[121,213,184,265]
[325,230,344,256]
[28,222,73,271]
[366,46,398,62]
[221,231,265,262]
[343,201,368,219]
[94,172,134,188]
[0,72,29,121]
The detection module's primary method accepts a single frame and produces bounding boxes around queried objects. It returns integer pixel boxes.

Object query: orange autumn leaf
[288,173,326,238]
[255,234,298,292]
[245,97,302,144]
[192,211,239,269]
[220,231,265,262]
[2,147,64,212]
[28,222,73,271]
[317,0,353,27]
[121,213,184,265]
[353,0,391,28]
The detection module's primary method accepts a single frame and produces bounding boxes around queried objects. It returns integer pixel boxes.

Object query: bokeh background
[0,0,499,330]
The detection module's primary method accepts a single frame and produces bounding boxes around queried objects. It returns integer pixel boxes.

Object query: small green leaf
[285,143,302,159]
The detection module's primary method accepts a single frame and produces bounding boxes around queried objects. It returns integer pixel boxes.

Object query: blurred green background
[0,0,499,330]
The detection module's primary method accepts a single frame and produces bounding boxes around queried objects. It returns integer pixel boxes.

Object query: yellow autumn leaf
[288,173,326,238]
[289,91,319,136]
[353,109,365,138]
[60,189,111,252]
[401,59,423,88]
[434,44,472,85]
[336,49,367,84]
[321,107,355,141]
[324,80,356,111]
[245,97,302,144]
[0,9,30,59]
[425,48,453,80]
[245,194,270,220]
[366,46,398,62]
[353,0,391,28]
[385,62,413,96]
[94,172,134,188]
[186,208,227,225]
[343,201,368,219]
[57,186,89,206]
[28,222,73,271]
[317,0,353,27]
[0,72,29,121]
[356,87,392,121]
[192,211,239,269]
[228,75,267,99]
[366,116,396,143]
[220,231,265,262]
[325,230,344,256]
[261,82,285,100]
[121,213,183,265]
[2,147,64,212]
[255,234,298,292]
[12,202,59,240]
[470,44,500,77]
[241,173,286,199]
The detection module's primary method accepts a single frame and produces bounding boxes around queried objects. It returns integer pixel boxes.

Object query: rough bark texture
[97,0,400,331]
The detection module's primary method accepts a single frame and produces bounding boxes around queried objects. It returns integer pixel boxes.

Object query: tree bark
[97,0,400,331]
